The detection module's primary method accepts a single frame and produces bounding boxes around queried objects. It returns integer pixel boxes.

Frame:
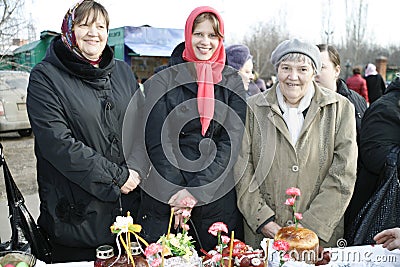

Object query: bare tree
[344,0,368,64]
[0,0,27,50]
[243,21,289,80]
[321,0,335,44]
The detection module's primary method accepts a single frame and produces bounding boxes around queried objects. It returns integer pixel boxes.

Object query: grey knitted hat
[226,44,253,71]
[270,39,321,72]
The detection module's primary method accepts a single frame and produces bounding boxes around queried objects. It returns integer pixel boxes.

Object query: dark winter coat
[27,36,140,249]
[136,42,247,251]
[365,74,386,104]
[337,79,368,144]
[345,76,400,232]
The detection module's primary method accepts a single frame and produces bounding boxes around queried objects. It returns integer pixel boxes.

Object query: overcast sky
[25,0,400,47]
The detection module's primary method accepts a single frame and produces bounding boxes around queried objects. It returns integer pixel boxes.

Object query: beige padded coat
[235,81,357,248]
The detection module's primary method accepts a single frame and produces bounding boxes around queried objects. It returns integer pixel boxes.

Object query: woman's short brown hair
[74,0,109,30]
[193,12,224,39]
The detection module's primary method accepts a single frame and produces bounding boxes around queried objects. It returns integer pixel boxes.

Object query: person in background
[235,39,357,248]
[364,63,386,104]
[374,228,400,251]
[26,0,142,262]
[345,73,400,241]
[315,44,367,144]
[253,70,267,92]
[225,44,259,97]
[136,6,246,252]
[346,66,369,103]
[265,76,275,89]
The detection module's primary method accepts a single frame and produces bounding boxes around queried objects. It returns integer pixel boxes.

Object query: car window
[0,74,29,91]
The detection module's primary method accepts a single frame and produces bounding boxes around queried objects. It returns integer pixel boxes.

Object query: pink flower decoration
[286,187,301,197]
[150,258,162,267]
[182,209,191,218]
[181,223,190,231]
[272,240,290,252]
[221,235,230,244]
[211,253,222,263]
[208,222,228,236]
[294,212,303,220]
[284,197,296,206]
[181,196,197,208]
[144,243,162,258]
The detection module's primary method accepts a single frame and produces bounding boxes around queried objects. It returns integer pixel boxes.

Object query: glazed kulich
[274,226,319,264]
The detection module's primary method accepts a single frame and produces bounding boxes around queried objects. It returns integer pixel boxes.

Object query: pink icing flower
[211,253,222,263]
[294,212,303,220]
[144,243,162,258]
[284,197,296,206]
[272,240,290,252]
[181,196,197,209]
[208,222,228,236]
[181,223,190,231]
[221,235,230,244]
[286,187,301,197]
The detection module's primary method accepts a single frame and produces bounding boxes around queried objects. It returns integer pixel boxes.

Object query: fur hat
[270,38,321,72]
[226,44,252,70]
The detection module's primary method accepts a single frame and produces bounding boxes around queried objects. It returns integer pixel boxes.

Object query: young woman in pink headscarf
[135,6,246,251]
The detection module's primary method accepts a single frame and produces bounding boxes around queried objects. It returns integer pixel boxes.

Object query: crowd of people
[25,0,400,263]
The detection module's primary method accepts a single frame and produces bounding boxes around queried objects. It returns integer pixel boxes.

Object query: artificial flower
[273,239,290,267]
[150,258,162,267]
[272,240,290,251]
[211,253,222,263]
[182,209,191,218]
[284,187,302,229]
[208,222,228,236]
[284,197,296,206]
[144,243,163,258]
[286,187,301,197]
[294,212,303,220]
[221,235,230,244]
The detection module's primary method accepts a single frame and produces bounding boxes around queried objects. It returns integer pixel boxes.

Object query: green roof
[13,40,41,54]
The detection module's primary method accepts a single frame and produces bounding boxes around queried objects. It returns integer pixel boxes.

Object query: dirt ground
[0,133,37,200]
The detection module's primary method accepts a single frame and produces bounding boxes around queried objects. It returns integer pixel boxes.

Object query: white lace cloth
[34,243,400,266]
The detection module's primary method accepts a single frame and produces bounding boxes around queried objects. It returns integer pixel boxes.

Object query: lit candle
[228,231,234,267]
[167,208,174,238]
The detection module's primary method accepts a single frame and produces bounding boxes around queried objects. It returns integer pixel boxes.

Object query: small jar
[94,245,114,267]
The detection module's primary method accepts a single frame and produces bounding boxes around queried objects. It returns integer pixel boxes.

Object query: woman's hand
[168,189,197,229]
[120,169,141,194]
[261,221,281,238]
[374,228,400,251]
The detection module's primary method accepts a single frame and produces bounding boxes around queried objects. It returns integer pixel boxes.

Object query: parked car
[0,70,32,137]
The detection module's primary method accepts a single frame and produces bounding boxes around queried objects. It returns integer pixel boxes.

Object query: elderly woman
[235,39,358,247]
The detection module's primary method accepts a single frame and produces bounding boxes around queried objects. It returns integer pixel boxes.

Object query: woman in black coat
[135,6,246,251]
[345,75,400,239]
[27,1,141,262]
